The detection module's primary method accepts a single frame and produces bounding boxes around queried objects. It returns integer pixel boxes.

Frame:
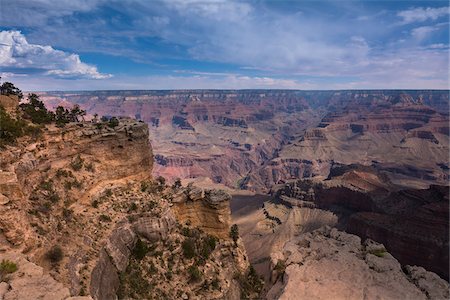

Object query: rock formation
[267,227,449,300]
[38,90,449,192]
[273,175,449,280]
[0,112,253,299]
[172,184,232,239]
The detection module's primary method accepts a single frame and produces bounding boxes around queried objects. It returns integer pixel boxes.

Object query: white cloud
[162,0,252,21]
[398,7,449,24]
[0,30,111,79]
[411,25,439,40]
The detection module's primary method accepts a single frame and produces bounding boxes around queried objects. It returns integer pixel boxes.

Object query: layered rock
[0,119,152,248]
[267,227,449,300]
[90,209,176,300]
[38,90,449,192]
[172,184,232,239]
[273,177,450,280]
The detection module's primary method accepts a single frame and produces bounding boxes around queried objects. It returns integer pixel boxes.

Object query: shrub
[140,181,149,192]
[274,259,286,276]
[211,277,220,290]
[0,259,18,275]
[108,117,119,128]
[188,265,202,282]
[200,235,217,259]
[39,180,53,191]
[156,176,166,187]
[369,248,387,258]
[230,224,239,246]
[234,265,264,299]
[129,202,138,212]
[70,155,84,171]
[56,169,72,178]
[1,81,23,99]
[91,199,99,208]
[99,214,111,222]
[172,178,182,189]
[46,245,63,263]
[182,238,196,259]
[85,162,95,172]
[132,239,149,260]
[0,105,30,146]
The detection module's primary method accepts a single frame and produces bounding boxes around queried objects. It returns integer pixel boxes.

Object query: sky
[0,0,449,91]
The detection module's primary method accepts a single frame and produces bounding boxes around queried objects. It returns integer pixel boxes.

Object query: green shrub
[369,248,387,258]
[46,245,63,263]
[182,238,196,259]
[39,180,53,191]
[172,178,182,189]
[188,265,202,282]
[108,117,119,128]
[132,239,149,260]
[0,105,32,146]
[211,277,220,290]
[234,265,264,299]
[200,235,217,259]
[91,199,99,208]
[0,259,18,275]
[1,81,23,99]
[56,169,72,178]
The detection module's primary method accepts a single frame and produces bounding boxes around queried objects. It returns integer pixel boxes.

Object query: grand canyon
[1,0,449,299]
[0,86,449,299]
[27,89,447,297]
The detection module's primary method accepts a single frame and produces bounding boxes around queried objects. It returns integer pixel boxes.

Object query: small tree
[19,93,54,124]
[0,81,23,99]
[230,224,239,246]
[55,106,70,127]
[69,104,86,122]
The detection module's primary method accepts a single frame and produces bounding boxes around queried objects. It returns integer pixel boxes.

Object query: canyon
[38,90,449,192]
[0,89,448,299]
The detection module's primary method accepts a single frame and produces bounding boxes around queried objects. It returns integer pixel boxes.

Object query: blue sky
[0,0,448,90]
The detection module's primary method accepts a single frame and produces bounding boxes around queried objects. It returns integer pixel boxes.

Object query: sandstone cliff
[0,116,254,299]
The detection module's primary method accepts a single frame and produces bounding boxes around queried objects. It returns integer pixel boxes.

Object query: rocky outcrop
[0,251,93,300]
[90,209,176,300]
[273,178,450,281]
[172,185,232,239]
[0,119,152,247]
[267,227,449,300]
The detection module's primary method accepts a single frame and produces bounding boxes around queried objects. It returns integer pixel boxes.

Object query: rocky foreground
[0,119,259,299]
[267,226,449,300]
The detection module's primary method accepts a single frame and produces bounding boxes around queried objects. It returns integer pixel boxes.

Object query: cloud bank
[0,30,111,79]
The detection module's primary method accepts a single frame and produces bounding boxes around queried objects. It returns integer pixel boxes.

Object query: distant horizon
[31,88,450,93]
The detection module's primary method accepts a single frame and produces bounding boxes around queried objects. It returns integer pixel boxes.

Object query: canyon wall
[0,114,250,299]
[38,90,449,192]
[273,176,450,280]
